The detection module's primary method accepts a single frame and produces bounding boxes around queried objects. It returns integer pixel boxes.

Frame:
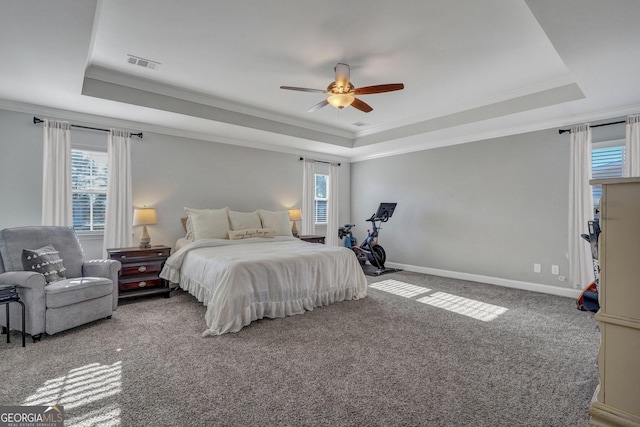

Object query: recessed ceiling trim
[353,82,585,148]
[81,76,354,148]
[84,65,355,140]
[354,75,578,138]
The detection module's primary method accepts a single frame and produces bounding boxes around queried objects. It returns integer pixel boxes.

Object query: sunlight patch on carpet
[417,292,508,321]
[369,279,430,298]
[21,361,122,426]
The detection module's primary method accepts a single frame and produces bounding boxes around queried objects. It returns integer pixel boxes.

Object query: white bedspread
[160,237,367,336]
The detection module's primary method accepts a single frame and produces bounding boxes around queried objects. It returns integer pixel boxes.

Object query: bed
[160,208,368,336]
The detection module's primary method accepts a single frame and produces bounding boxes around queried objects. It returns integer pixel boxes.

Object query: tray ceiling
[1,0,640,161]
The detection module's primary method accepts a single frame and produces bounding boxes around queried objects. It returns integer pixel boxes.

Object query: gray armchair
[0,226,121,341]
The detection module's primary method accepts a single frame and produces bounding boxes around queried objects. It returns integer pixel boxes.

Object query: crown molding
[3,96,639,165]
[348,103,640,162]
[0,99,351,164]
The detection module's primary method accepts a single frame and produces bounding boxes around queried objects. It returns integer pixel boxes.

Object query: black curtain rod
[33,117,143,138]
[299,157,341,166]
[558,120,625,135]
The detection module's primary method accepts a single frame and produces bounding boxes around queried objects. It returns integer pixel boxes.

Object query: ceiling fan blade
[351,98,373,113]
[280,86,326,93]
[334,63,351,90]
[307,99,329,113]
[354,83,404,95]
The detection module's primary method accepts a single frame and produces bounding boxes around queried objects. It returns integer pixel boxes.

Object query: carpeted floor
[0,271,599,426]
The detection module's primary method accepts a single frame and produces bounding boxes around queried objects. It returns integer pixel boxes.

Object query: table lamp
[288,209,302,237]
[133,208,158,248]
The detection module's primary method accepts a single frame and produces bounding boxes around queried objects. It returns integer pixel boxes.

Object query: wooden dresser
[589,178,640,426]
[107,245,172,300]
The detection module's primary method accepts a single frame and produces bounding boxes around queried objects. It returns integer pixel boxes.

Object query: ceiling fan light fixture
[327,93,354,109]
[281,63,404,113]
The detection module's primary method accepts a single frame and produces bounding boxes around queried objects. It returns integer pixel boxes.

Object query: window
[314,174,328,224]
[71,149,108,232]
[591,142,625,211]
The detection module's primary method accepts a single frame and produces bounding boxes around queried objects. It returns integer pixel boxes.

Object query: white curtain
[625,114,640,177]
[568,124,595,289]
[301,159,315,235]
[42,119,72,226]
[103,129,133,256]
[326,163,340,246]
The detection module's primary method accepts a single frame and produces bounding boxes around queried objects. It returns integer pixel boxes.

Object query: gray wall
[351,129,573,288]
[0,110,45,227]
[351,122,626,291]
[130,131,351,250]
[1,106,624,292]
[0,109,351,259]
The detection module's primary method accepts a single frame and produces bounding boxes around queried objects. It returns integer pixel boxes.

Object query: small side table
[0,284,25,347]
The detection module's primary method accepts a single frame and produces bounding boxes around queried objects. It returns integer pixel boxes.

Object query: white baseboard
[385,262,582,299]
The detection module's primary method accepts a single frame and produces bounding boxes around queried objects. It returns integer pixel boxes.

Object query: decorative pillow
[228,210,262,231]
[228,228,276,240]
[184,207,230,240]
[22,244,67,284]
[181,216,194,239]
[257,209,292,236]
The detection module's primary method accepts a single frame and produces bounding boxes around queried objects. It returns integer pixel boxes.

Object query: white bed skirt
[161,237,368,336]
[179,275,364,336]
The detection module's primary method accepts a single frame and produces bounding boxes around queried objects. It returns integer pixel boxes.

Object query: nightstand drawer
[121,260,164,277]
[119,277,162,292]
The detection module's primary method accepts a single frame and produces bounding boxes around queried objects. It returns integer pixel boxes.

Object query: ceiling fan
[280,63,404,113]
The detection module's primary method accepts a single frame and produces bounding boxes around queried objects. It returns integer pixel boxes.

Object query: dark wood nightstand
[299,235,325,244]
[107,245,172,300]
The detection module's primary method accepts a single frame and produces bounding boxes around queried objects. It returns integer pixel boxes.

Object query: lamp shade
[288,209,302,221]
[133,208,157,226]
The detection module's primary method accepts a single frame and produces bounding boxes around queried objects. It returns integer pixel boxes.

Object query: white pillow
[228,228,276,240]
[181,216,194,240]
[184,207,230,240]
[228,210,262,231]
[257,209,292,236]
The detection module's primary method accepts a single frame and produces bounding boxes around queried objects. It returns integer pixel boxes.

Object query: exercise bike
[339,203,397,271]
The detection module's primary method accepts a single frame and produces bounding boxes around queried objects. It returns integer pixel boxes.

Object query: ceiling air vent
[126,54,160,70]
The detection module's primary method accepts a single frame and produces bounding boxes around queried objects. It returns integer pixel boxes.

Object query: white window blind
[71,149,108,232]
[591,145,625,206]
[314,174,328,224]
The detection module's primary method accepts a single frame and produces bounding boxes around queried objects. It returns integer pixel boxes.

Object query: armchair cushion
[22,244,67,284]
[46,277,113,309]
[83,259,121,311]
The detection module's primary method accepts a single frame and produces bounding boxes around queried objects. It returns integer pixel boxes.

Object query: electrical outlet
[558,275,566,281]
[551,265,559,275]
[534,263,541,273]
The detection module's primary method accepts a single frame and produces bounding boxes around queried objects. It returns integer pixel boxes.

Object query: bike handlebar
[367,213,389,223]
